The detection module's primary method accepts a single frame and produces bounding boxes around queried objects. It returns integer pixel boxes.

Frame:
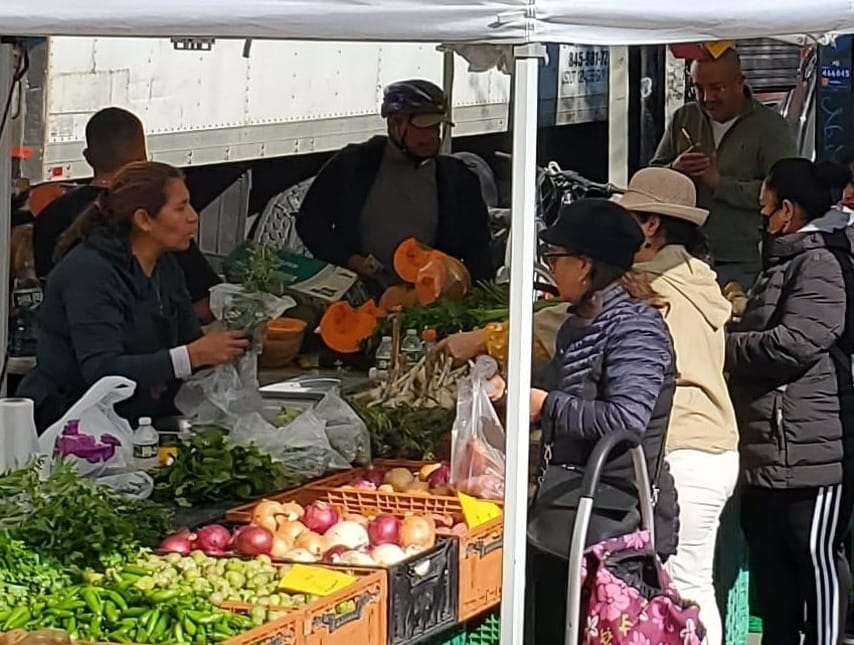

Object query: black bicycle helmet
[381,79,448,120]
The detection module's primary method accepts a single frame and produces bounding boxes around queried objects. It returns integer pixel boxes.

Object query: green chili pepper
[103,589,129,611]
[4,607,30,631]
[103,600,120,624]
[82,587,102,614]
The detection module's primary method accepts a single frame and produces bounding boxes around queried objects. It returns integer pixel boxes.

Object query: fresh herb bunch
[240,243,288,296]
[369,280,556,347]
[347,398,455,460]
[153,427,303,507]
[0,530,71,610]
[0,460,173,570]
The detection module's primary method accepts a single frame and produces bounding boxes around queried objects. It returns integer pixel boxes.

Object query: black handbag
[526,419,669,561]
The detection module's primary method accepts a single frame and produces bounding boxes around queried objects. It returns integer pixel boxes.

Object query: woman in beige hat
[616,167,739,645]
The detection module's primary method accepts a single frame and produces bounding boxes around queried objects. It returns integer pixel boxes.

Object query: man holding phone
[650,47,795,287]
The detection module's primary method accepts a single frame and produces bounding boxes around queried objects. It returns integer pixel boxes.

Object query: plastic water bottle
[401,329,423,366]
[133,417,160,471]
[372,336,393,381]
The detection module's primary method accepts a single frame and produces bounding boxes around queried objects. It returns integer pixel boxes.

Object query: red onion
[427,464,450,488]
[322,544,351,563]
[195,524,231,553]
[351,480,377,491]
[302,501,339,534]
[363,466,386,486]
[367,515,401,546]
[234,525,274,557]
[159,534,194,555]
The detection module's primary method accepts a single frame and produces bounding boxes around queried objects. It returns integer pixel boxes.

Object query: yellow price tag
[278,564,357,597]
[458,492,502,529]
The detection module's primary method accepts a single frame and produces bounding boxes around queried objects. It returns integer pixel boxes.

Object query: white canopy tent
[1,4,853,645]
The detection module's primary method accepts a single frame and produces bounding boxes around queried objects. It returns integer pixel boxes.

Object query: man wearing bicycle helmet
[296,79,493,287]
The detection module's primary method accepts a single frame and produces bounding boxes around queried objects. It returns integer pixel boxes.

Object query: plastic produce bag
[313,389,371,466]
[39,377,136,478]
[95,471,155,500]
[450,356,506,500]
[175,284,295,423]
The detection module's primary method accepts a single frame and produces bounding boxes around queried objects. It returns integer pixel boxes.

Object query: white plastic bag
[39,377,137,478]
[450,358,506,501]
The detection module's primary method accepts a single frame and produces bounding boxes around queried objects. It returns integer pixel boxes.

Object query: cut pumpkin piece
[393,237,434,283]
[379,284,419,311]
[414,254,471,305]
[319,301,381,353]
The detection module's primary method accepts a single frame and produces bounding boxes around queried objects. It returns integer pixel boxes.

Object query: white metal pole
[499,42,544,645]
[0,44,13,396]
[608,46,630,186]
[441,49,455,154]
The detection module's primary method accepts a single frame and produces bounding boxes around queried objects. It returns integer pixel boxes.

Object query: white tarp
[3,0,854,43]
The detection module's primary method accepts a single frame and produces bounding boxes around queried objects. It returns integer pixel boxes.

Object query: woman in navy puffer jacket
[525,199,677,644]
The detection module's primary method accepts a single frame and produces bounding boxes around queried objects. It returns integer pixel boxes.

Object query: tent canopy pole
[608,46,630,186]
[0,43,13,396]
[499,41,545,645]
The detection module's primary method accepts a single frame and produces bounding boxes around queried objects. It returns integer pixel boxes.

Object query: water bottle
[372,336,393,381]
[133,417,160,471]
[401,329,423,366]
[10,263,42,357]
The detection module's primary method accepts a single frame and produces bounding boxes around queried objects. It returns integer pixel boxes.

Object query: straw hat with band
[614,167,709,227]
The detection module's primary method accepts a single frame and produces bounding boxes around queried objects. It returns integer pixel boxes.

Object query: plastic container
[302,568,387,645]
[133,416,159,471]
[449,517,503,622]
[222,607,303,645]
[385,535,459,645]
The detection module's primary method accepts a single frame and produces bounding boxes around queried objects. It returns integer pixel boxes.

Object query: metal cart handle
[564,430,655,645]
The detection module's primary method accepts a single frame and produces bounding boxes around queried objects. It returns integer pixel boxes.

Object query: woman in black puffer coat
[727,158,854,645]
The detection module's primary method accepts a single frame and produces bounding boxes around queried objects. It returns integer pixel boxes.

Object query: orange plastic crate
[442,517,504,622]
[301,569,387,645]
[224,608,303,645]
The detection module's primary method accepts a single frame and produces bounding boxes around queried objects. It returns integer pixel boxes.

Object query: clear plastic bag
[175,284,295,423]
[450,359,506,501]
[313,389,372,466]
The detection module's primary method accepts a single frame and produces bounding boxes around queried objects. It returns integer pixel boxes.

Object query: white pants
[665,449,740,645]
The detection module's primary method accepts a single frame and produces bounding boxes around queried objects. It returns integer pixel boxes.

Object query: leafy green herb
[0,459,173,570]
[239,243,289,296]
[346,398,454,460]
[153,427,304,507]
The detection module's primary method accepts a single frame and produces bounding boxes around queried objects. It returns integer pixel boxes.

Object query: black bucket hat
[540,199,644,271]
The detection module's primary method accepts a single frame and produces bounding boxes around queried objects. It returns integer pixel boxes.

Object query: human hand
[437,330,487,361]
[188,331,249,368]
[486,375,506,401]
[723,282,748,319]
[347,254,380,279]
[530,388,549,423]
[671,151,710,174]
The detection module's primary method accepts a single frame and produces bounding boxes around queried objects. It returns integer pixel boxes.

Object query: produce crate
[224,609,304,645]
[314,460,497,517]
[444,518,503,622]
[384,535,459,645]
[301,568,387,645]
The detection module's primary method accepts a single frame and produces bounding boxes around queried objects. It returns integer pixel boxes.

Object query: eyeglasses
[542,251,574,270]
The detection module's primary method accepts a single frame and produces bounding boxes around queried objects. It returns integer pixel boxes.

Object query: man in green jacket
[650,48,796,287]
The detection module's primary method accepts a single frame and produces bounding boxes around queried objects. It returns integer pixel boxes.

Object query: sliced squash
[319,300,381,353]
[414,254,471,305]
[379,285,419,311]
[393,237,434,283]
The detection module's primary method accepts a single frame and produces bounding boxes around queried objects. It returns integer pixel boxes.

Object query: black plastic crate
[386,535,459,645]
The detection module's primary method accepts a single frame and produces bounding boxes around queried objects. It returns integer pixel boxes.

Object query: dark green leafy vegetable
[347,398,454,460]
[0,460,173,570]
[153,427,304,507]
[0,530,70,610]
[369,280,556,348]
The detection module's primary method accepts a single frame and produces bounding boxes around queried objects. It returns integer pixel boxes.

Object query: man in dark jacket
[727,158,854,645]
[33,107,220,322]
[296,79,493,286]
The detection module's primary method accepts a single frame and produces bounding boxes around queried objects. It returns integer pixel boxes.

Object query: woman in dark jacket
[727,158,854,645]
[525,199,677,644]
[18,161,248,432]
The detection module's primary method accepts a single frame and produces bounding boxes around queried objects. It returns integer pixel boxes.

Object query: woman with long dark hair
[18,161,247,432]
